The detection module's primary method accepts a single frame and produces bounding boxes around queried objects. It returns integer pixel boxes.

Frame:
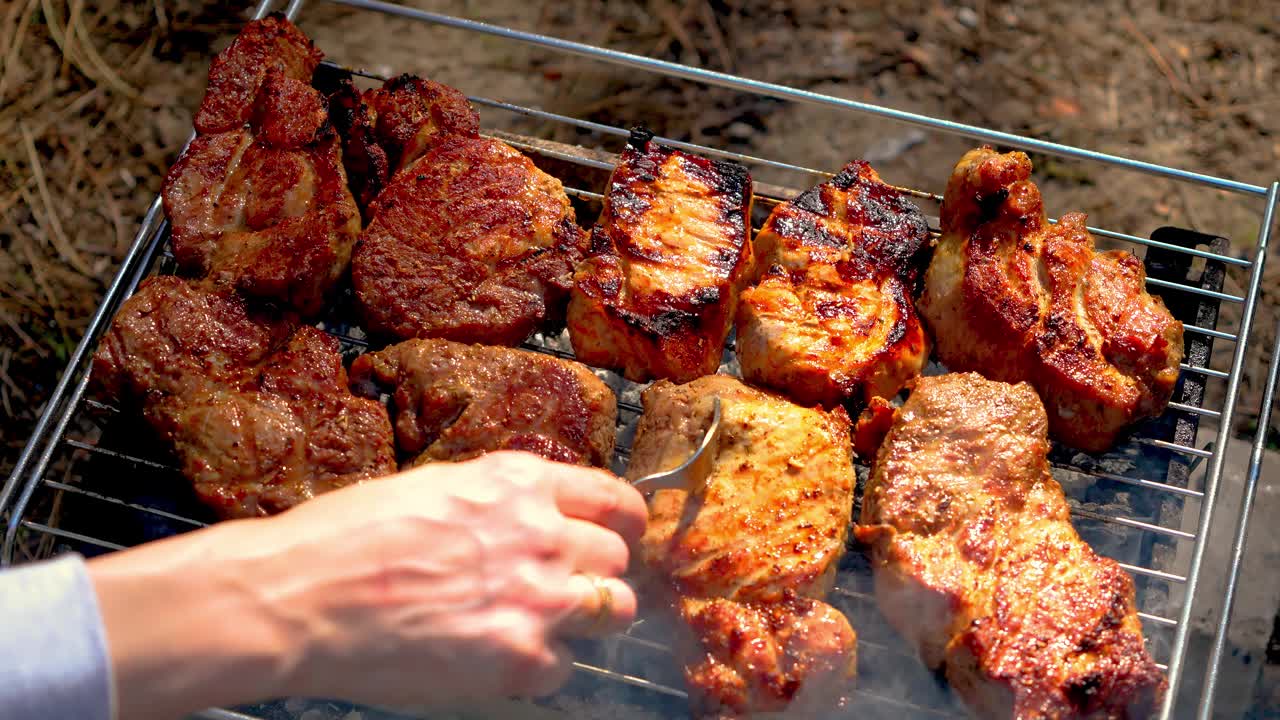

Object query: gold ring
[589,575,614,631]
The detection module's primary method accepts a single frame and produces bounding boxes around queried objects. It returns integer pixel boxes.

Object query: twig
[574,85,655,117]
[1106,70,1120,131]
[152,0,167,34]
[37,479,66,560]
[0,349,17,419]
[38,0,138,99]
[1,85,101,157]
[697,2,734,72]
[0,65,60,138]
[1174,181,1202,232]
[0,347,27,398]
[37,0,73,77]
[20,123,95,276]
[0,272,51,315]
[0,308,46,358]
[67,0,139,98]
[62,0,82,78]
[1202,98,1280,117]
[0,173,39,219]
[93,171,128,256]
[59,131,90,198]
[650,0,697,63]
[13,220,60,322]
[0,0,38,102]
[1119,16,1206,110]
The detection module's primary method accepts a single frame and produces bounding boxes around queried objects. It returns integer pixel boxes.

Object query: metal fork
[631,397,722,494]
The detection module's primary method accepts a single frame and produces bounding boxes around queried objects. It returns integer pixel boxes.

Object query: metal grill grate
[2,1,1278,718]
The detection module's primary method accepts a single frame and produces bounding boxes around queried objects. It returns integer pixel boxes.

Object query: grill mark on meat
[568,138,753,382]
[615,307,701,337]
[771,213,845,250]
[353,136,588,346]
[735,160,930,416]
[882,278,910,348]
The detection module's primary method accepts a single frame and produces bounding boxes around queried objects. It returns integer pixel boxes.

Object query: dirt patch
[3,0,1277,461]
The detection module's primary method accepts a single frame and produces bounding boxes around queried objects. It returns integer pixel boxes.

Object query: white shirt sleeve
[0,554,114,720]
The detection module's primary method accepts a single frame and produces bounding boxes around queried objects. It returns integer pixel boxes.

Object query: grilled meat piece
[165,21,360,316]
[93,276,396,518]
[919,147,1184,452]
[146,329,396,518]
[352,136,589,345]
[856,373,1166,719]
[630,375,857,718]
[329,74,480,214]
[193,13,322,135]
[94,279,295,400]
[736,160,931,411]
[569,135,754,382]
[326,79,388,215]
[349,338,616,468]
[680,596,858,720]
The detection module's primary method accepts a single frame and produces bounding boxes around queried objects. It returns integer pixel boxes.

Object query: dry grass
[0,0,244,472]
[3,0,1278,478]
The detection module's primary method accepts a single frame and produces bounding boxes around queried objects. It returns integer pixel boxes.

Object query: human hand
[88,451,648,719]
[267,450,647,704]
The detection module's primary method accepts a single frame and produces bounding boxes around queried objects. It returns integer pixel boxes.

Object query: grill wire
[2,1,1277,719]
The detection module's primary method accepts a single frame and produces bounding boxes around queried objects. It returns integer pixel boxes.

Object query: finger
[554,574,637,638]
[517,639,575,698]
[565,518,629,577]
[550,467,648,546]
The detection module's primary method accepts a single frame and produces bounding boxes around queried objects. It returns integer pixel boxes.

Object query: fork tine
[631,397,721,493]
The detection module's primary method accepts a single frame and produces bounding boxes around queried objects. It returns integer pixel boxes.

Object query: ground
[1,0,1278,715]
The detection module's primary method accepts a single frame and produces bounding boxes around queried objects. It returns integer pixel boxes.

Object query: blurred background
[1,0,1278,715]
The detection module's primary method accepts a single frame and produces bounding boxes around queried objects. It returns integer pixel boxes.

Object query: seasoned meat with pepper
[736,160,931,411]
[349,338,616,468]
[919,147,1184,452]
[352,136,589,345]
[629,375,857,718]
[857,373,1166,718]
[328,73,480,214]
[93,276,396,518]
[164,16,360,316]
[569,133,754,382]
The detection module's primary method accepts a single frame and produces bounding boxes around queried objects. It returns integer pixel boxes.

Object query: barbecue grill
[3,1,1277,718]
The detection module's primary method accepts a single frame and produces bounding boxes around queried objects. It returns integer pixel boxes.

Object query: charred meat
[569,134,754,383]
[736,160,931,412]
[328,74,480,215]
